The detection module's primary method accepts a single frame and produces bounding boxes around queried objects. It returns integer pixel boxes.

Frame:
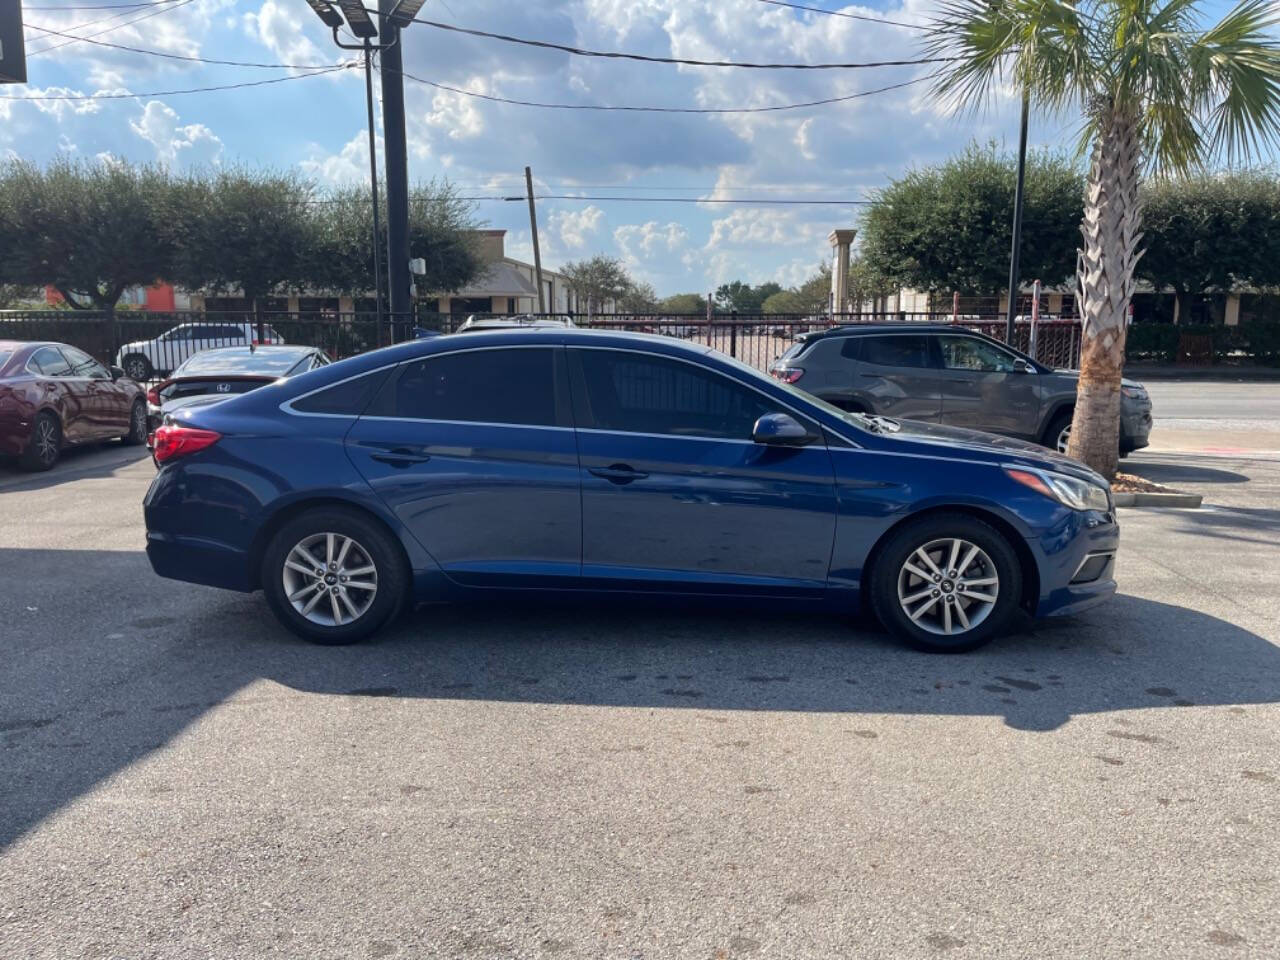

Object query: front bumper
[1031,509,1120,619]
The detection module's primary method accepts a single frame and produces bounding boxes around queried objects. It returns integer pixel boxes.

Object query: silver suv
[769,324,1152,455]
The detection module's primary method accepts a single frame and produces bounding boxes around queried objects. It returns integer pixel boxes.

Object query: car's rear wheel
[869,513,1023,653]
[121,399,148,445]
[261,508,408,645]
[20,412,62,472]
[121,354,153,382]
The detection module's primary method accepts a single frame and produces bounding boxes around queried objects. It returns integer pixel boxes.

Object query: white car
[115,321,284,381]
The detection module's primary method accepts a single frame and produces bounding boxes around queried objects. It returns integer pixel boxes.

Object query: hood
[1050,368,1146,389]
[879,418,1108,486]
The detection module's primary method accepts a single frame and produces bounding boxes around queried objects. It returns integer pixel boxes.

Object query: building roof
[453,261,540,299]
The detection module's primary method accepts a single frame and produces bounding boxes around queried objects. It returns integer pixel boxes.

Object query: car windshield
[713,350,879,434]
[175,350,309,376]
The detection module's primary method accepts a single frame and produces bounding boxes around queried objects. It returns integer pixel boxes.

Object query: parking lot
[1,380,1277,959]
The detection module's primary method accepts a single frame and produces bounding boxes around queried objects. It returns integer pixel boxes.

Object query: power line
[26,0,196,57]
[0,65,354,101]
[754,1,926,30]
[398,69,932,113]
[24,1,183,10]
[397,13,950,70]
[25,23,353,70]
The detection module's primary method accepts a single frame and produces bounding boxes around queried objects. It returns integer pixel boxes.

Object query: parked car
[0,340,147,471]
[145,344,330,436]
[769,324,1152,455]
[115,321,285,381]
[144,329,1118,653]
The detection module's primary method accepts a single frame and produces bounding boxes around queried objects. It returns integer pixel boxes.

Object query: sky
[2,0,1248,296]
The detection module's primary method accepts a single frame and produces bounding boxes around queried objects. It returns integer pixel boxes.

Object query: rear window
[388,348,563,426]
[777,341,809,363]
[0,351,12,369]
[178,350,311,376]
[290,370,387,415]
[860,335,933,368]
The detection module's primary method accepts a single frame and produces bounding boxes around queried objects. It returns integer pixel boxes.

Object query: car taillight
[771,367,804,384]
[152,425,221,464]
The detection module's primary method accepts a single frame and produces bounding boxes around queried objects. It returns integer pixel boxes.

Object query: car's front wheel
[121,354,153,382]
[869,513,1023,653]
[261,508,408,645]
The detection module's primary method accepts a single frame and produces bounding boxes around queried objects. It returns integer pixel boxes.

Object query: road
[1142,379,1280,455]
[1,381,1277,959]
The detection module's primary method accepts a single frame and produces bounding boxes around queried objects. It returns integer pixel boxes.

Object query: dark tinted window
[291,370,386,415]
[575,349,776,439]
[860,335,933,368]
[392,348,562,426]
[30,346,73,377]
[839,337,862,360]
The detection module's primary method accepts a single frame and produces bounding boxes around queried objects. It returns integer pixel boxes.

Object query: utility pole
[1005,90,1030,344]
[525,166,546,314]
[379,0,411,341]
[363,41,386,345]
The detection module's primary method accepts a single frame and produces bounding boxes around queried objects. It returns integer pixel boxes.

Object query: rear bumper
[145,530,255,592]
[1120,400,1153,452]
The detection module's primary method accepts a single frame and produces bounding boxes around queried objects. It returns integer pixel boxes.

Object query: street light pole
[1005,89,1029,344]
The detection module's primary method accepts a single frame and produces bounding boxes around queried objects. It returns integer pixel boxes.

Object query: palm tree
[924,0,1280,478]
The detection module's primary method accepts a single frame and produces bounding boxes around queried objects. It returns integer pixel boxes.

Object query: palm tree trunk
[1068,107,1143,479]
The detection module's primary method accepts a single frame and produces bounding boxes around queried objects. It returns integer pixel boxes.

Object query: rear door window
[290,370,389,416]
[860,335,934,368]
[29,346,73,377]
[387,347,567,427]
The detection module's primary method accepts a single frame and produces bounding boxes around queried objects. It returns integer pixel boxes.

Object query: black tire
[261,507,409,645]
[121,399,148,445]
[20,411,62,472]
[1042,409,1073,454]
[869,513,1023,654]
[121,354,153,382]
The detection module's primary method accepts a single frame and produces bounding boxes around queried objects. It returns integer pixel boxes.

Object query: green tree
[0,157,176,315]
[657,292,708,314]
[926,0,1280,478]
[859,142,1083,295]
[305,180,483,298]
[561,254,631,314]
[1139,170,1280,316]
[714,280,783,313]
[168,168,317,330]
[618,279,659,312]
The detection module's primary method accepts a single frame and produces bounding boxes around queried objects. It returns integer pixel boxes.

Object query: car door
[850,334,944,421]
[61,345,129,437]
[345,345,582,586]
[569,347,838,595]
[27,346,90,441]
[935,334,1041,438]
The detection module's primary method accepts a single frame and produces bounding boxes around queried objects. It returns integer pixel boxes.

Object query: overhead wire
[753,1,927,30]
[26,0,197,57]
[0,65,356,101]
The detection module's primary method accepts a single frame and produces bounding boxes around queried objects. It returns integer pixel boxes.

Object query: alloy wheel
[35,418,59,466]
[896,537,1000,636]
[281,532,379,627]
[124,358,149,380]
[1056,423,1071,453]
[132,404,147,440]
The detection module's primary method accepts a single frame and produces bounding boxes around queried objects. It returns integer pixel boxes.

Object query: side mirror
[109,365,126,380]
[1013,358,1035,374]
[752,412,817,447]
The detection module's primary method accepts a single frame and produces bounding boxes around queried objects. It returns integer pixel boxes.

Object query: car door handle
[369,447,431,467]
[589,464,649,484]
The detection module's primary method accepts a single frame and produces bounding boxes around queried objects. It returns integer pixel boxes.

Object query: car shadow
[3,547,1278,851]
[0,443,150,493]
[1125,459,1249,486]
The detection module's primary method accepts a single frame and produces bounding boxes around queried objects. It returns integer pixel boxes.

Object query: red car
[0,341,148,471]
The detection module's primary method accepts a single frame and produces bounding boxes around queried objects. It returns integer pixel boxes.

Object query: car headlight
[1121,384,1146,399]
[1005,466,1111,512]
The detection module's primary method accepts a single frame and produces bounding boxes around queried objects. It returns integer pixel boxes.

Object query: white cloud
[614,220,688,260]
[129,101,224,167]
[300,130,380,185]
[550,205,605,248]
[242,0,328,68]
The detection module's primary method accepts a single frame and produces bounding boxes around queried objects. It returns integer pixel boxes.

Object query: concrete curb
[1113,491,1204,508]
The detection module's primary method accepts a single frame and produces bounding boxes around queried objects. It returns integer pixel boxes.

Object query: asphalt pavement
[1,380,1277,959]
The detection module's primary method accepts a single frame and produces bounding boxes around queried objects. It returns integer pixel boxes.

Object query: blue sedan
[144,329,1118,653]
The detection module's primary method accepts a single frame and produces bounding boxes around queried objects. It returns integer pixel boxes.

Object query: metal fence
[0,308,1083,381]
